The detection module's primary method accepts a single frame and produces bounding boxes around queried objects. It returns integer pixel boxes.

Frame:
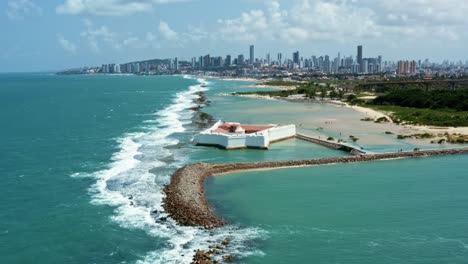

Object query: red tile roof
[211,123,273,134]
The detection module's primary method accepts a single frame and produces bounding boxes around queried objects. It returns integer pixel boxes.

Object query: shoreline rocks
[163,163,225,228]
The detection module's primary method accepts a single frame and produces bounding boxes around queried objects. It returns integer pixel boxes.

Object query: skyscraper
[238,54,245,65]
[225,55,231,66]
[174,57,178,71]
[397,60,417,75]
[324,55,330,73]
[203,54,210,68]
[277,53,282,66]
[191,57,196,68]
[357,45,363,72]
[335,52,341,73]
[293,51,300,66]
[249,45,255,65]
[362,59,369,74]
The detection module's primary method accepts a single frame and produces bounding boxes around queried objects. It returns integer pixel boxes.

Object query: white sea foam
[76,77,265,263]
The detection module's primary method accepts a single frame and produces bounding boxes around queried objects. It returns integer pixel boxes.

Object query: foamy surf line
[72,76,266,263]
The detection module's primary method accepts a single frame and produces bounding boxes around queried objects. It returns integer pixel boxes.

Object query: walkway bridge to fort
[295,133,366,155]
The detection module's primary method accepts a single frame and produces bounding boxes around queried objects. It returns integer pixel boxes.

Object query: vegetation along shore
[229,79,468,143]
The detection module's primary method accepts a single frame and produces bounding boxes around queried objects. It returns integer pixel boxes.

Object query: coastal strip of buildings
[61,44,468,79]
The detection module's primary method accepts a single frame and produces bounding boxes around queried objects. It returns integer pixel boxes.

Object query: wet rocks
[190,105,203,111]
[195,92,208,104]
[222,255,234,262]
[221,238,230,246]
[193,112,216,129]
[163,163,224,228]
[192,250,219,264]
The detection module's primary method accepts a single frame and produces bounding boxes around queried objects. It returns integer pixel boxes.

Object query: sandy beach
[222,93,468,147]
[346,103,468,134]
[199,75,258,82]
[344,103,393,122]
[243,84,297,90]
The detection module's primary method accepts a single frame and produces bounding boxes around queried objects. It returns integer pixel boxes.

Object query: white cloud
[146,32,156,42]
[113,36,141,50]
[361,0,468,26]
[217,0,468,45]
[159,21,178,41]
[80,20,116,53]
[153,0,189,3]
[123,36,139,46]
[56,0,188,16]
[218,10,269,42]
[182,25,209,42]
[78,20,165,52]
[57,35,78,54]
[56,0,151,16]
[6,0,42,20]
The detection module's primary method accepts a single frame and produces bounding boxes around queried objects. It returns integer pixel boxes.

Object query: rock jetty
[163,147,468,229]
[163,163,224,228]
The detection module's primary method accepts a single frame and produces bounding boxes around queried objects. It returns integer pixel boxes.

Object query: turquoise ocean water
[1,73,467,263]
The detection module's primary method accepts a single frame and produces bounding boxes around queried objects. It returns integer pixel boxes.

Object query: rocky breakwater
[163,163,224,228]
[164,147,468,228]
[190,91,216,129]
[163,147,468,263]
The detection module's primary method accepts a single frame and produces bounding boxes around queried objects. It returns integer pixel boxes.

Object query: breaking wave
[77,76,266,263]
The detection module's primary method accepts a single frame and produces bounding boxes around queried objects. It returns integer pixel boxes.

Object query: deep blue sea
[1,73,467,263]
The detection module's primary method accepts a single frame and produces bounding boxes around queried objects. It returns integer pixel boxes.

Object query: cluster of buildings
[184,45,383,75]
[397,60,417,75]
[79,44,468,79]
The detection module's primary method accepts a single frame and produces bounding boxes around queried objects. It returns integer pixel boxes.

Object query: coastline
[198,75,297,90]
[347,103,468,134]
[242,84,297,90]
[198,75,259,82]
[226,92,468,137]
[177,77,468,263]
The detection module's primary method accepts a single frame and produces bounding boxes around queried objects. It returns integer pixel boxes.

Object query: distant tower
[293,51,300,66]
[249,45,255,65]
[191,57,196,68]
[324,55,330,73]
[174,57,178,71]
[238,54,245,65]
[336,52,341,72]
[362,59,369,74]
[277,53,282,66]
[357,45,363,72]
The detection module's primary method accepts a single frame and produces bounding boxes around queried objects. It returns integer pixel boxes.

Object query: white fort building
[195,121,296,149]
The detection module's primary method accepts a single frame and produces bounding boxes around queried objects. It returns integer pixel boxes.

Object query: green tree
[307,88,317,98]
[320,88,327,100]
[347,94,357,101]
[329,89,338,99]
[338,90,345,100]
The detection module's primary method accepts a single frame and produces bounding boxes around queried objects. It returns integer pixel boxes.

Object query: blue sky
[1,0,467,72]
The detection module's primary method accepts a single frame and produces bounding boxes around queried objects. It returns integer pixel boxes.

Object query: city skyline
[92,43,465,78]
[2,0,468,72]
